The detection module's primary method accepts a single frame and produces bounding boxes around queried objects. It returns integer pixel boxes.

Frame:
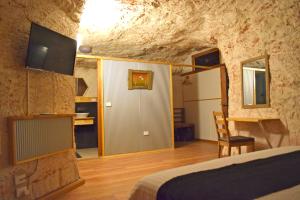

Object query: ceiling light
[79,0,124,31]
[79,45,92,53]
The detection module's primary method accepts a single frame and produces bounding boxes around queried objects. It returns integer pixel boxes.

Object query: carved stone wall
[215,0,300,148]
[0,1,299,198]
[0,0,83,199]
[77,0,299,148]
[179,0,299,149]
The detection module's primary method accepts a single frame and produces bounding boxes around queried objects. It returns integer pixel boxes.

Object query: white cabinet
[183,68,221,141]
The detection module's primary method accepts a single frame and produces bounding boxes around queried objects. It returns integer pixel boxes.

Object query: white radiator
[8,115,74,165]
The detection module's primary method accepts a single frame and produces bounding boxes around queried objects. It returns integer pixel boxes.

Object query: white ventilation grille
[10,116,74,165]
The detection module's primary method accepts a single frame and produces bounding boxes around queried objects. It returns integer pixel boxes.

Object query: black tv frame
[25,22,77,76]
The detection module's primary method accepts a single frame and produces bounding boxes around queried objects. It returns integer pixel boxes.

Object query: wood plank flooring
[58,141,218,200]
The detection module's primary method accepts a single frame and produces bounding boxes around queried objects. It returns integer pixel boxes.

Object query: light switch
[105,102,112,107]
[143,131,149,136]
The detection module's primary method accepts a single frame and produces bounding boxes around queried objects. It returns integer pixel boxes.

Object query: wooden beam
[169,64,175,148]
[172,64,210,69]
[97,59,104,157]
[76,54,169,65]
[180,64,226,76]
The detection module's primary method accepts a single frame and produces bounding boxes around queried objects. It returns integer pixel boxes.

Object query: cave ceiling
[77,0,242,62]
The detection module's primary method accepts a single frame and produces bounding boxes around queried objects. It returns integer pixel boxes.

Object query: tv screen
[25,23,77,75]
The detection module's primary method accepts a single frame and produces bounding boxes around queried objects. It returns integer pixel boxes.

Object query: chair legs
[218,145,233,157]
[218,144,222,158]
[218,143,255,158]
[238,146,241,154]
[228,145,231,156]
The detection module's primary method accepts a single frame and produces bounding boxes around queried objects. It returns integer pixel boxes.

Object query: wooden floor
[58,141,217,200]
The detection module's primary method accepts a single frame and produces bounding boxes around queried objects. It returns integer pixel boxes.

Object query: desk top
[227,117,280,122]
[74,117,95,120]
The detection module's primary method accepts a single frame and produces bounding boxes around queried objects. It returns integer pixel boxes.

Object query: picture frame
[128,69,153,90]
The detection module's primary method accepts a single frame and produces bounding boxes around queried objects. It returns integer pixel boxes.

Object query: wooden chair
[213,111,255,158]
[174,108,195,141]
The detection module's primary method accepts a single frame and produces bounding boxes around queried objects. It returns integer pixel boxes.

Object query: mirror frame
[241,54,270,109]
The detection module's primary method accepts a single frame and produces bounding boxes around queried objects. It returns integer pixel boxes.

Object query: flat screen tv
[25,22,77,75]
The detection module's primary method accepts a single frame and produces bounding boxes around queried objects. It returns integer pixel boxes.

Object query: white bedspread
[129,146,300,200]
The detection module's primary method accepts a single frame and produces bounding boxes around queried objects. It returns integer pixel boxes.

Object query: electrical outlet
[143,131,149,136]
[105,102,112,107]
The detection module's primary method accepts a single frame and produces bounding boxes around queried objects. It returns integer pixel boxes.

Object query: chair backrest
[174,108,185,124]
[213,111,230,141]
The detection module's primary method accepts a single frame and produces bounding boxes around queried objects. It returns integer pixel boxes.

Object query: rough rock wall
[119,0,299,147]
[214,0,300,147]
[133,0,299,148]
[79,2,299,150]
[0,0,83,199]
[81,0,299,147]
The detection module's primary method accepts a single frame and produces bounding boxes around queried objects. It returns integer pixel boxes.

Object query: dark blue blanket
[157,150,300,200]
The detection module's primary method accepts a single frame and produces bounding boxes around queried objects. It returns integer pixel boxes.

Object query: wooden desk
[74,117,95,126]
[227,117,281,148]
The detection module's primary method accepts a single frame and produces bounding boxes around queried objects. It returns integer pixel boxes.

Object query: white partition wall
[102,60,172,155]
[183,68,222,141]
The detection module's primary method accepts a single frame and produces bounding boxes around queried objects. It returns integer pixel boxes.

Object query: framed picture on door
[128,69,153,90]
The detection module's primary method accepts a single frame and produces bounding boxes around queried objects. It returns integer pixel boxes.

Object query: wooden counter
[74,117,95,126]
[227,117,281,148]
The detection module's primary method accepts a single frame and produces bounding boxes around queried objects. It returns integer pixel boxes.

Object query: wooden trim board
[101,147,175,159]
[77,54,169,65]
[77,54,213,69]
[97,59,105,156]
[170,64,175,148]
[14,149,74,165]
[181,64,225,76]
[220,65,229,117]
[240,53,270,109]
[172,64,210,70]
[75,96,97,103]
[8,115,75,165]
[227,117,279,122]
[184,98,222,102]
[196,139,218,144]
[74,118,94,126]
[9,114,75,120]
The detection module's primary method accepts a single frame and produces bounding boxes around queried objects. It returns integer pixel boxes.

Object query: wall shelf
[74,117,95,126]
[75,96,97,103]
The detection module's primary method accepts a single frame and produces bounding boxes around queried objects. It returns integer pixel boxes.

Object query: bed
[129,146,300,200]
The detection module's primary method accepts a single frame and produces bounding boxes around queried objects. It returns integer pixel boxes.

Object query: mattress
[129,146,300,200]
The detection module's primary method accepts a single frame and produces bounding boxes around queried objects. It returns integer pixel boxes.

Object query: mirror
[241,54,270,108]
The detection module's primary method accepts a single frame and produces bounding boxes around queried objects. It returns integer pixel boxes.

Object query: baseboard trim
[196,139,218,144]
[38,178,85,200]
